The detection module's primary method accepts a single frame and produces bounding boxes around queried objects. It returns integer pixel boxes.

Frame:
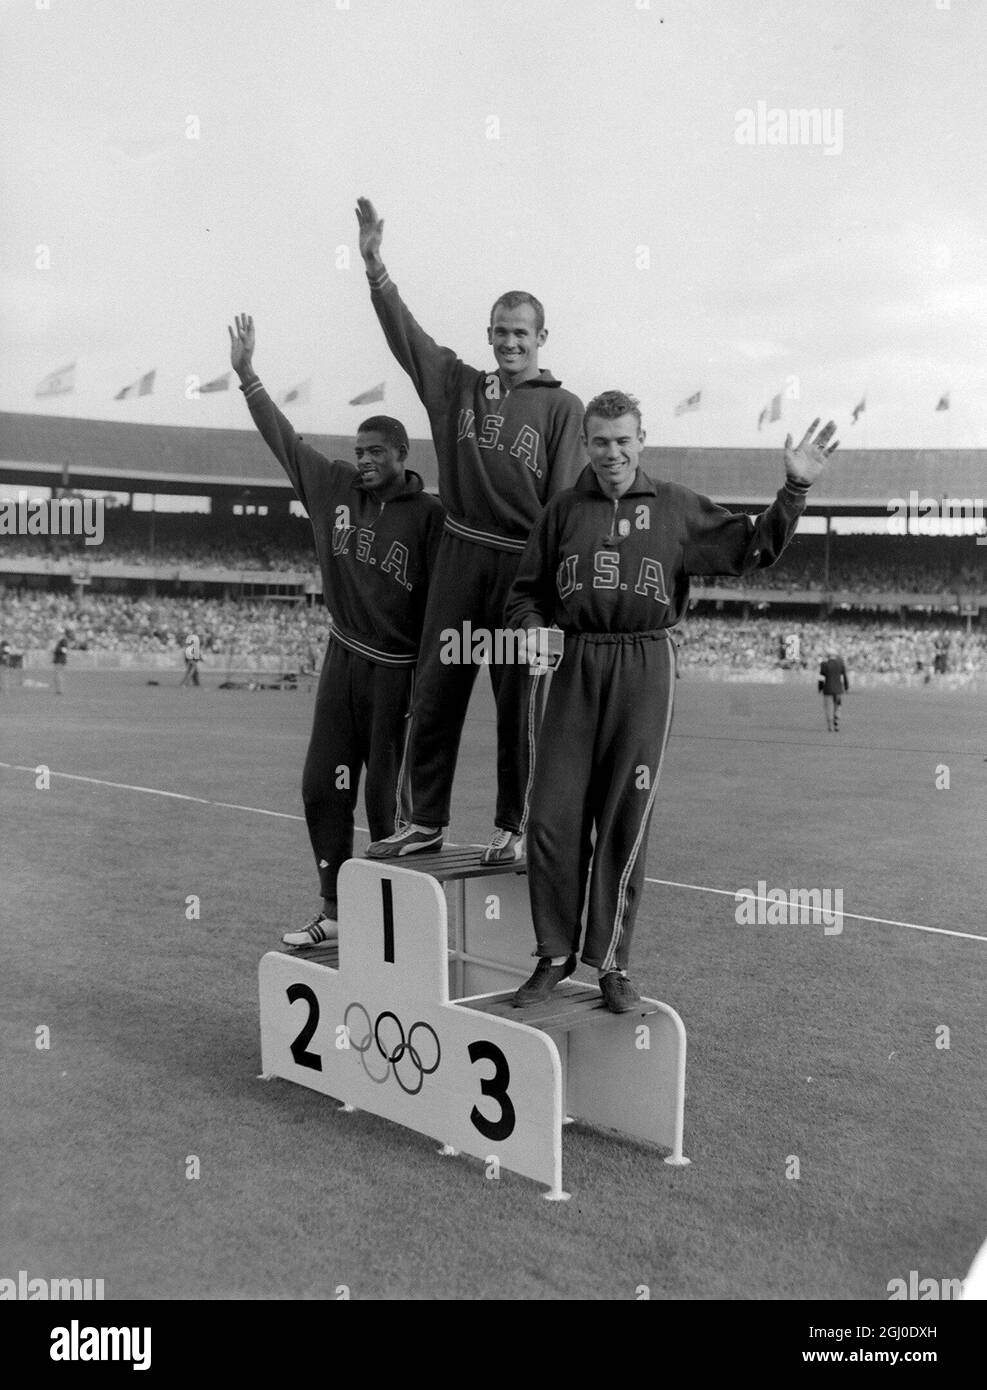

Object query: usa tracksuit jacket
[368,267,584,831]
[505,464,811,971]
[240,377,445,912]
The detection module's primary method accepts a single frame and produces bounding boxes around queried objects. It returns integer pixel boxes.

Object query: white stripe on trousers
[601,638,677,974]
[518,667,550,836]
[392,668,416,832]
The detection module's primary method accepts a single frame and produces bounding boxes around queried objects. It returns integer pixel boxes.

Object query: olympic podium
[258,853,688,1199]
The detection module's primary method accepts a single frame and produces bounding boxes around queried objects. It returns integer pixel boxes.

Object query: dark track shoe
[599,971,641,1013]
[513,954,577,1007]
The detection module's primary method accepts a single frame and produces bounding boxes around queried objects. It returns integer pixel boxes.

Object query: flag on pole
[279,380,311,406]
[935,391,950,412]
[674,389,701,417]
[851,395,866,424]
[758,393,782,430]
[200,372,230,394]
[115,369,155,400]
[35,362,76,397]
[349,381,386,406]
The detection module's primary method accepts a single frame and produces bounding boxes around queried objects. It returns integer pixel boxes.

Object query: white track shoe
[481,829,524,865]
[282,912,339,948]
[366,824,443,859]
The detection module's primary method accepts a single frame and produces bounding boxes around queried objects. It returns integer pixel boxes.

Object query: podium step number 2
[259,858,688,1199]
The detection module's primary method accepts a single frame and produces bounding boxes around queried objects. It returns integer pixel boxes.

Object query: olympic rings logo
[343,1001,441,1096]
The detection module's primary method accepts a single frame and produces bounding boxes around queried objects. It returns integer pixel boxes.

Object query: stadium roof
[3,411,986,513]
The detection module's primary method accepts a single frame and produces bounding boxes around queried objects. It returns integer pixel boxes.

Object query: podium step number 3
[259,858,688,1198]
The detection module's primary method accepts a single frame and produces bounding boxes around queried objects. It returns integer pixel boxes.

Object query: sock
[549,956,569,966]
[598,967,626,978]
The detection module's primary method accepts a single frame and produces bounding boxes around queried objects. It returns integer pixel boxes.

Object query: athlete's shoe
[482,829,523,865]
[365,824,443,859]
[513,954,577,1007]
[282,912,338,948]
[599,971,641,1013]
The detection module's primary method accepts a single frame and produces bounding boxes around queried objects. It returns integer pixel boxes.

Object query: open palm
[228,313,255,374]
[355,197,384,264]
[784,419,839,486]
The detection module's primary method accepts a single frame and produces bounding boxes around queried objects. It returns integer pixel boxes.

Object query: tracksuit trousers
[526,630,676,973]
[402,530,537,832]
[302,638,413,915]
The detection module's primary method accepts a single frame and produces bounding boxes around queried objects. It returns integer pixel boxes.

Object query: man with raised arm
[229,314,445,946]
[356,197,584,865]
[506,394,840,1012]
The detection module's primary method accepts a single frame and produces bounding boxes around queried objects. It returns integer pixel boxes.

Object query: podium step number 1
[259,857,688,1199]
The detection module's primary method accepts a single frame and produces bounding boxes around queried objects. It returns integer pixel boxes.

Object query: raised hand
[784,418,839,486]
[228,313,255,378]
[355,197,384,270]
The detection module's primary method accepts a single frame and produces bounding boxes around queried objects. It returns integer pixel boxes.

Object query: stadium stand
[0,510,317,571]
[2,410,985,678]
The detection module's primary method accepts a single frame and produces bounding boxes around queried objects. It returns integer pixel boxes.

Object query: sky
[3,0,987,450]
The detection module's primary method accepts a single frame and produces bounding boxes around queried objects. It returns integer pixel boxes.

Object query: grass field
[1,669,985,1301]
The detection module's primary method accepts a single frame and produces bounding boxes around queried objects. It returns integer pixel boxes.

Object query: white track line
[2,761,983,943]
[0,761,310,824]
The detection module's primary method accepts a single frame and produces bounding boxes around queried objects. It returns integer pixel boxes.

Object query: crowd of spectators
[0,591,329,668]
[676,615,987,675]
[2,591,984,677]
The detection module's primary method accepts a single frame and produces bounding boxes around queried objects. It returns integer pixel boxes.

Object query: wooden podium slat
[368,846,527,883]
[464,984,658,1033]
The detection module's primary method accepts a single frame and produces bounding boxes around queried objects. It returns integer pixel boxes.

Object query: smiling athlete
[229,314,445,945]
[356,197,584,864]
[506,392,839,1011]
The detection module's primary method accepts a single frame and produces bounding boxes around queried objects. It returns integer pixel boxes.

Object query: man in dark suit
[819,647,849,731]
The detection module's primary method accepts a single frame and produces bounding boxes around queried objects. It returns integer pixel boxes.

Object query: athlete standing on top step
[356,197,584,865]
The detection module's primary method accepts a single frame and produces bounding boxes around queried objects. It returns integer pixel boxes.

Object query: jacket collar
[574,463,658,499]
[350,468,424,500]
[484,368,564,395]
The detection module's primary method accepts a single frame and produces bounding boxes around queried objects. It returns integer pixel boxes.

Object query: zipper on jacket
[609,497,620,542]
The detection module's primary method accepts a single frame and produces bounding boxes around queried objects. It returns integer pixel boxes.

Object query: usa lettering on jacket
[330,506,413,591]
[505,464,808,637]
[556,549,669,603]
[457,383,542,478]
